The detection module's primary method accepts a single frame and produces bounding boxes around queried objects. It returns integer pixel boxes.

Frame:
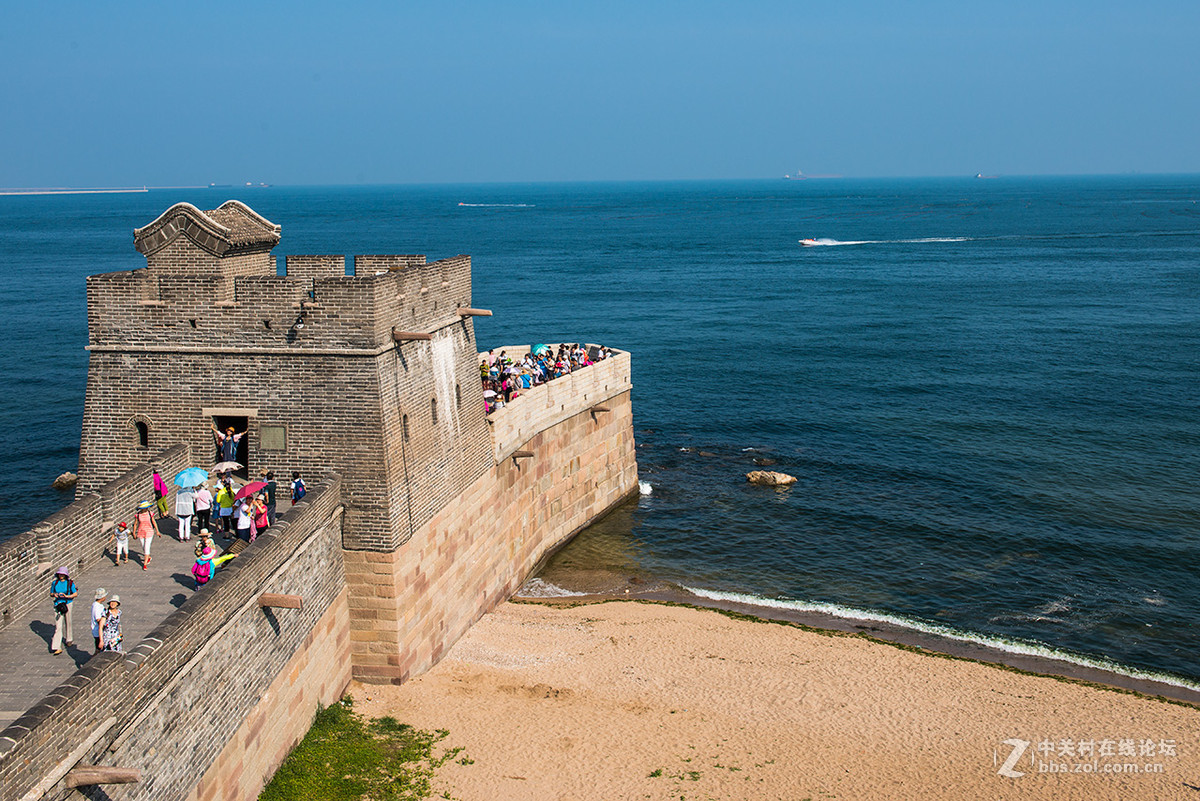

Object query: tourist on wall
[152,470,169,519]
[253,493,270,533]
[211,423,246,465]
[49,567,77,655]
[134,500,161,569]
[264,471,278,525]
[192,545,235,588]
[216,482,235,538]
[195,529,215,558]
[176,484,195,542]
[100,596,122,652]
[236,497,254,542]
[194,483,213,532]
[291,471,306,503]
[90,588,107,653]
[107,521,131,565]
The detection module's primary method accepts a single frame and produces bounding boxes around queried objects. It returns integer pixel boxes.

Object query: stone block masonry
[0,474,349,800]
[344,359,636,683]
[0,445,191,635]
[0,201,639,799]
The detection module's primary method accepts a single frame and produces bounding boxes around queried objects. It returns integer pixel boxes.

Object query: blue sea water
[1,177,1198,685]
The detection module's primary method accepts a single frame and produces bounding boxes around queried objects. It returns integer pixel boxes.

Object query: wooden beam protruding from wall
[590,405,611,414]
[511,450,535,459]
[392,328,432,342]
[258,593,304,610]
[64,767,141,788]
[456,307,493,317]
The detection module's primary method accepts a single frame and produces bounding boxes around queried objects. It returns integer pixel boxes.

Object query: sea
[2,177,1198,689]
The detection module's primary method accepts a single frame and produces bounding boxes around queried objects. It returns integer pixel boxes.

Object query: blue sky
[3,1,1198,185]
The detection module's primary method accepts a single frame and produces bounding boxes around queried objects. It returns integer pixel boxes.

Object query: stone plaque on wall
[260,425,286,451]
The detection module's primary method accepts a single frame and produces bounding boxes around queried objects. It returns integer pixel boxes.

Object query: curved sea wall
[342,348,637,683]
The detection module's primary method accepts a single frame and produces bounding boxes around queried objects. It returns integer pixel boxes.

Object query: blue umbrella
[532,344,551,356]
[173,467,209,488]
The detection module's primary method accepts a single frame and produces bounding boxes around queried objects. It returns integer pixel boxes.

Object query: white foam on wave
[518,577,587,598]
[638,481,653,495]
[682,586,1200,693]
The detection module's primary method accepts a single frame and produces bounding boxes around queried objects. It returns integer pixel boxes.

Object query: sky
[2,1,1198,186]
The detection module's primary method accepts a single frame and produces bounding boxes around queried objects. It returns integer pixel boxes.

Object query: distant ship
[975,173,998,179]
[799,238,819,247]
[784,169,841,180]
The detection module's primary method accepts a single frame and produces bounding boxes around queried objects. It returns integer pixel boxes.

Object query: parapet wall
[344,353,638,683]
[0,474,350,801]
[0,445,190,634]
[85,254,474,354]
[487,347,633,462]
[1,350,637,799]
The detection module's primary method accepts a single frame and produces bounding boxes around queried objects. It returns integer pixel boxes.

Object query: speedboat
[799,238,819,247]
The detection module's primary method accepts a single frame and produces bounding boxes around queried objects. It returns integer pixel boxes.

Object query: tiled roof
[133,201,281,257]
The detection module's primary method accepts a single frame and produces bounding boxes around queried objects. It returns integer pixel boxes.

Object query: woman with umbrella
[173,467,209,542]
[133,501,160,569]
[233,480,267,542]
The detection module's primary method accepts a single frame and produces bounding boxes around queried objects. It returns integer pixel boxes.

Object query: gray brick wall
[79,208,493,554]
[0,475,346,801]
[0,446,190,634]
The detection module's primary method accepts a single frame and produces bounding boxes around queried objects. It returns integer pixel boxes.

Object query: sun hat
[108,595,120,606]
[137,500,153,510]
[199,528,211,537]
[55,566,69,576]
[117,521,128,529]
[94,588,107,600]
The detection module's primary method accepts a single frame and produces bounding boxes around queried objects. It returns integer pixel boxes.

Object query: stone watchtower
[78,200,492,552]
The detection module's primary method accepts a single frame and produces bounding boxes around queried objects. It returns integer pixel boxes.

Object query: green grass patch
[260,696,462,801]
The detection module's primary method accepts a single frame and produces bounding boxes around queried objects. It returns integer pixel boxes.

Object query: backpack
[192,559,212,585]
[292,479,306,501]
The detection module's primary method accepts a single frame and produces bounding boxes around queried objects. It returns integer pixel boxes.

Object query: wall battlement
[86,253,474,353]
[1,201,639,800]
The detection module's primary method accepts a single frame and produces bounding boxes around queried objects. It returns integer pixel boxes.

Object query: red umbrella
[234,481,267,501]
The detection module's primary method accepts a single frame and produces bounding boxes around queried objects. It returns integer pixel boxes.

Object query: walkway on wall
[0,518,232,729]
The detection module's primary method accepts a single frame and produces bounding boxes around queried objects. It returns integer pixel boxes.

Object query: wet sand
[354,600,1200,801]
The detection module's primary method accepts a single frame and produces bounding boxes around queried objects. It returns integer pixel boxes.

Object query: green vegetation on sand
[260,696,462,801]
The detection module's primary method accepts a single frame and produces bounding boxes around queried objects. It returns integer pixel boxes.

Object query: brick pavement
[0,515,237,729]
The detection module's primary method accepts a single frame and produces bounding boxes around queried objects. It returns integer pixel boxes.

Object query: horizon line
[3,172,1200,194]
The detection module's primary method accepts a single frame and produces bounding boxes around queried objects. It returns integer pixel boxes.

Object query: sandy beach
[354,600,1200,801]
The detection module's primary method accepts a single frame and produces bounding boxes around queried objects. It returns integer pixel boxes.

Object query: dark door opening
[213,415,250,479]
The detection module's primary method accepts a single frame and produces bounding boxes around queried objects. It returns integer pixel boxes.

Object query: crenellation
[0,200,638,801]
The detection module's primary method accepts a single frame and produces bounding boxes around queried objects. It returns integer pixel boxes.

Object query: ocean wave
[517,577,588,598]
[682,586,1200,693]
[638,480,653,495]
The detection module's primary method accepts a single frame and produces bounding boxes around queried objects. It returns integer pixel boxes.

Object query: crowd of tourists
[45,426,311,658]
[480,343,615,413]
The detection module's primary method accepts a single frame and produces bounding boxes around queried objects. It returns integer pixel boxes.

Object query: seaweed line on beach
[513,596,1200,711]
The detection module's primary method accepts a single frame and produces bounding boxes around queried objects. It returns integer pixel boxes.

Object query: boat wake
[457,202,535,208]
[682,585,1200,693]
[800,237,972,247]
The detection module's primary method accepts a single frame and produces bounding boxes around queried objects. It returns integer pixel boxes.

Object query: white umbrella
[483,390,497,398]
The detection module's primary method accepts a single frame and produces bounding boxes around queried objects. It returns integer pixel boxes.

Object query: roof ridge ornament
[133,200,281,258]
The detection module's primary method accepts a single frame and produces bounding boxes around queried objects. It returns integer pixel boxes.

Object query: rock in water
[746,470,797,487]
[52,471,78,490]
